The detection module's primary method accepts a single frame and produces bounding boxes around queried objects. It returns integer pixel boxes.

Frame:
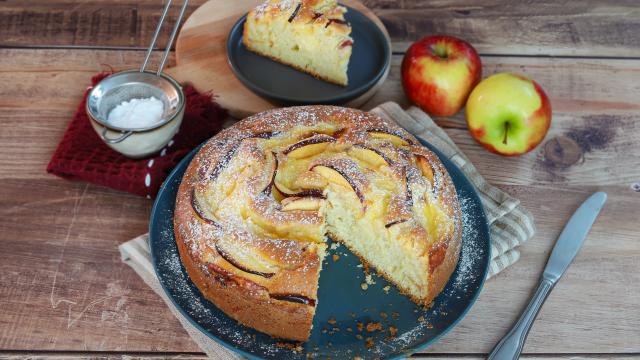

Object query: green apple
[465,73,552,156]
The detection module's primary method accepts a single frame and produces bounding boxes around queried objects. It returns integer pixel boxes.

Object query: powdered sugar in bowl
[86,70,185,158]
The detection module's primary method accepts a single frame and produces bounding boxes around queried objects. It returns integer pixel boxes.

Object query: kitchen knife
[487,191,607,360]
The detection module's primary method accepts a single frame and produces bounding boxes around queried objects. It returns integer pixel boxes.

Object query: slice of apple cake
[243,0,354,86]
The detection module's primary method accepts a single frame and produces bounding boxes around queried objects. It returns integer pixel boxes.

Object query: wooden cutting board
[166,0,391,118]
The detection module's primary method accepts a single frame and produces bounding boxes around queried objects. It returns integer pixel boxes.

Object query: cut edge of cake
[242,0,354,86]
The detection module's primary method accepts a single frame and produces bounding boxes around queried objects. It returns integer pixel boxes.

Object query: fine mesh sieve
[87,71,184,135]
[86,0,189,144]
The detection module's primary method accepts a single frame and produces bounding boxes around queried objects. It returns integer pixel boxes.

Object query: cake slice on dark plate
[243,0,354,86]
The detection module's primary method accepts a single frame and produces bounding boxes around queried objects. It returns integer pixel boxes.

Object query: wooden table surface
[1,1,639,359]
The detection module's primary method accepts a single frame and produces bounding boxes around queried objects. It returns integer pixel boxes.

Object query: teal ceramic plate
[150,138,490,359]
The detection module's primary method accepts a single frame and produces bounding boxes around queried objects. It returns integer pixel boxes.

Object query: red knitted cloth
[47,73,226,198]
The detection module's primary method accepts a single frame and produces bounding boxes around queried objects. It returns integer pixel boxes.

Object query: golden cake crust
[174,106,462,341]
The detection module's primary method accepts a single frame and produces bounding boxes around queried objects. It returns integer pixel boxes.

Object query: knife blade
[487,191,607,360]
[543,191,607,283]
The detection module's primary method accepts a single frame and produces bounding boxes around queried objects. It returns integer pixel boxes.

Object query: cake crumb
[346,327,353,332]
[354,357,363,360]
[417,316,425,323]
[379,311,388,319]
[366,322,383,332]
[328,318,336,325]
[356,322,363,332]
[275,342,303,353]
[389,326,398,337]
[331,327,340,332]
[332,254,340,262]
[365,337,374,348]
[383,285,391,294]
[330,243,340,250]
[355,334,363,340]
[360,283,368,290]
[392,312,400,320]
[356,264,363,268]
[349,312,356,318]
[364,274,375,285]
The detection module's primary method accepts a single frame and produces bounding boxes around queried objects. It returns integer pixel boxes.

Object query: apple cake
[242,0,354,86]
[174,106,462,341]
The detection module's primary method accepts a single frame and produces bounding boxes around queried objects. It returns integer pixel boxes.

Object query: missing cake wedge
[243,0,354,86]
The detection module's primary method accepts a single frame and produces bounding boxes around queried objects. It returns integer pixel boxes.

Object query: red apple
[401,35,482,116]
[465,72,552,156]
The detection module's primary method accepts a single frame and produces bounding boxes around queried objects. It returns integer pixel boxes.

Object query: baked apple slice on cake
[243,0,354,86]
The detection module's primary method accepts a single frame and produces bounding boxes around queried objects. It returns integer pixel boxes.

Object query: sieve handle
[101,127,133,144]
[140,0,190,76]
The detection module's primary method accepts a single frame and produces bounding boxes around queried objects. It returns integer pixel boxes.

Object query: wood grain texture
[363,0,640,56]
[0,0,206,49]
[0,48,638,354]
[2,0,640,58]
[3,49,638,187]
[170,0,390,117]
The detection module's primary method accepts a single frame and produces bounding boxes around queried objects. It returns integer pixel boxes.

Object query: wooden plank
[0,182,637,353]
[0,0,206,49]
[362,56,640,187]
[366,0,640,56]
[423,185,640,354]
[0,179,198,352]
[2,50,639,187]
[0,49,638,353]
[2,0,640,57]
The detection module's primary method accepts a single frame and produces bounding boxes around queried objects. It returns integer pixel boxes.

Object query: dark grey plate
[226,6,390,105]
[149,137,490,359]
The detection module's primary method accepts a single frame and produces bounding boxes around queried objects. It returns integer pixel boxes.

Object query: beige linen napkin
[119,102,535,358]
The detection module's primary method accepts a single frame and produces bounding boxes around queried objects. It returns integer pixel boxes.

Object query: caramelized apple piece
[311,165,351,188]
[281,197,323,211]
[348,145,391,167]
[385,219,409,228]
[249,131,280,139]
[283,135,336,159]
[271,294,316,306]
[415,154,434,184]
[310,164,364,203]
[384,192,413,228]
[274,169,325,198]
[205,143,241,181]
[367,129,413,147]
[191,188,220,227]
[215,241,278,278]
[262,151,278,194]
[294,171,328,190]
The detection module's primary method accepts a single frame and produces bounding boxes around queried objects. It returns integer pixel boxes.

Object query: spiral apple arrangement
[401,35,552,156]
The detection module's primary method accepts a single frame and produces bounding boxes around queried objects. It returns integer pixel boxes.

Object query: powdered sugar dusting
[158,106,489,358]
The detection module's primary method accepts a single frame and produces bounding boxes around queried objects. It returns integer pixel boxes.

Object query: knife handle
[486,278,554,360]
